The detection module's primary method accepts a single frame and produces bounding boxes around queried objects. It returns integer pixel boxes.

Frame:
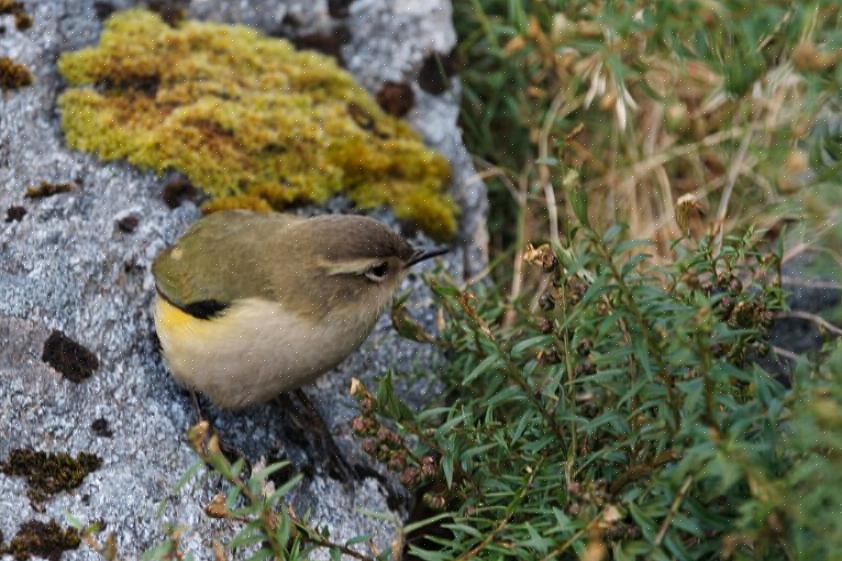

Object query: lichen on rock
[57,9,457,239]
[0,56,32,90]
[1,520,81,561]
[1,449,102,503]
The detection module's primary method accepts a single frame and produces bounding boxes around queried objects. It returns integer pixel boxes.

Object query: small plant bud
[187,420,210,453]
[536,317,553,334]
[401,466,420,487]
[377,427,400,445]
[420,456,437,479]
[387,454,407,472]
[577,339,593,356]
[599,89,617,112]
[731,301,754,327]
[716,296,734,317]
[422,492,447,511]
[207,434,222,456]
[539,291,556,311]
[728,276,743,293]
[537,349,561,365]
[361,439,378,456]
[351,416,372,435]
[665,102,690,134]
[205,493,228,519]
[360,397,374,414]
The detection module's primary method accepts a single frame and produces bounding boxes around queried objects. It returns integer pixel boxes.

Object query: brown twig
[714,130,753,255]
[654,475,694,546]
[775,310,842,337]
[503,171,530,328]
[454,458,543,561]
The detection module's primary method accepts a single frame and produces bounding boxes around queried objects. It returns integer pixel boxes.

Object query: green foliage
[352,223,842,560]
[124,422,385,561]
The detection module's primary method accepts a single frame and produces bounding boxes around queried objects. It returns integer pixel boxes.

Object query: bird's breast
[153,295,377,408]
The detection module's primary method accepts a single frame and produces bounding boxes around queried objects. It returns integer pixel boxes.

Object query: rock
[0,1,486,558]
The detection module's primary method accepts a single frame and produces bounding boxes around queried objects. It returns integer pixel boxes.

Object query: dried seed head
[401,466,420,487]
[793,42,838,72]
[675,193,704,232]
[349,377,365,397]
[524,243,557,272]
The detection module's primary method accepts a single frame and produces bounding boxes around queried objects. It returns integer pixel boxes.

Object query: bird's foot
[276,389,357,486]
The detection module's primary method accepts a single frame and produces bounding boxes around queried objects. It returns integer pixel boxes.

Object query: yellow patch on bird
[154,296,216,337]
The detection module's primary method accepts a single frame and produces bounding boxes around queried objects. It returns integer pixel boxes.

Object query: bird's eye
[365,262,389,282]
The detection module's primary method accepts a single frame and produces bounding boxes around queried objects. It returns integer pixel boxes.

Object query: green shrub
[353,222,842,560]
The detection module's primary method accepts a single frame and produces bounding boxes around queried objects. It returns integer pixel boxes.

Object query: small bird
[152,210,447,410]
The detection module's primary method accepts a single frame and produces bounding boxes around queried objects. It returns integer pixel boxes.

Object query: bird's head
[279,215,448,319]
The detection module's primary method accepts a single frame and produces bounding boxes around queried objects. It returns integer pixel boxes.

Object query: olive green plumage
[152,210,417,319]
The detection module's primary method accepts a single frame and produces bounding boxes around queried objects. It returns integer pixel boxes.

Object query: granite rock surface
[0,0,486,558]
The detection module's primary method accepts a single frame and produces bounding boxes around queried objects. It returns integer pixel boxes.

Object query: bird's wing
[152,210,302,317]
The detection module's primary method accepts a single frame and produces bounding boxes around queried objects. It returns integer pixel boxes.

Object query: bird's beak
[406,246,450,268]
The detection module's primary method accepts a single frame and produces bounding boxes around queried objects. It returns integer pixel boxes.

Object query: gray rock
[0,1,486,559]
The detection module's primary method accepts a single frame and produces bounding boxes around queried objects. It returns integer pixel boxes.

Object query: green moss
[1,520,81,561]
[57,9,457,239]
[1,449,102,503]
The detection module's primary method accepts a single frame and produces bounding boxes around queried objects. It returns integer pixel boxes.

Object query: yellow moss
[57,9,456,239]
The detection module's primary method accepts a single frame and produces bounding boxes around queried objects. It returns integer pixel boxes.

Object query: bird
[151,209,448,411]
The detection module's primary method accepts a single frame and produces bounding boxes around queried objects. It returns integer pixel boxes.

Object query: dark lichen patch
[376,81,415,117]
[289,25,351,63]
[0,56,32,90]
[25,182,74,199]
[0,520,81,561]
[41,330,99,383]
[0,0,32,31]
[328,0,354,19]
[418,51,460,95]
[1,449,102,503]
[91,418,113,438]
[93,1,115,20]
[58,9,456,239]
[116,215,139,233]
[147,0,185,27]
[5,205,26,222]
[161,177,200,209]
